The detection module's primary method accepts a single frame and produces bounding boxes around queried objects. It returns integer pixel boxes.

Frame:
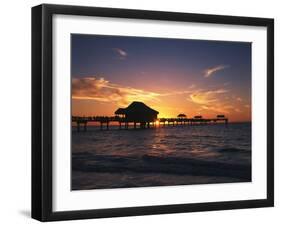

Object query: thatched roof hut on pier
[177,113,187,119]
[115,101,158,123]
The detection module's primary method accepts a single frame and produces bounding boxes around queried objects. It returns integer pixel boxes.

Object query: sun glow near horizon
[71,77,251,122]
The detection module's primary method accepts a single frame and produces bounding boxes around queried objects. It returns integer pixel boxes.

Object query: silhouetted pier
[72,115,228,132]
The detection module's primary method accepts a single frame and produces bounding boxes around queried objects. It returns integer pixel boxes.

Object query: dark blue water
[72,123,251,190]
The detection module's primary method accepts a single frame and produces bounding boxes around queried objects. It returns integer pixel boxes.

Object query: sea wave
[217,147,251,153]
[72,152,251,180]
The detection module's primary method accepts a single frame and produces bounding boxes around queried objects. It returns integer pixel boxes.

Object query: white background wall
[0,0,279,225]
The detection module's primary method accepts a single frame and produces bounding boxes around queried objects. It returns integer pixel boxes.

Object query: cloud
[189,89,228,105]
[113,48,127,59]
[189,89,232,113]
[189,84,196,89]
[72,76,200,106]
[160,90,193,97]
[203,65,229,78]
[72,76,237,116]
[236,97,242,102]
[234,108,242,113]
[199,104,234,114]
[72,76,160,106]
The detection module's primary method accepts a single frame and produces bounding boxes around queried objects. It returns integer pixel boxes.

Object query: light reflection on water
[72,123,251,164]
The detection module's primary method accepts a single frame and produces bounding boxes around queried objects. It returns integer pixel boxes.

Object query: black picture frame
[32,4,274,222]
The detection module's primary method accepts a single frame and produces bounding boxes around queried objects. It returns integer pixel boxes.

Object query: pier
[72,115,228,132]
[72,102,228,132]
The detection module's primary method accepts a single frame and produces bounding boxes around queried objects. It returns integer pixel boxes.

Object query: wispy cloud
[113,48,128,59]
[203,65,229,78]
[160,90,193,97]
[72,76,159,106]
[72,76,198,106]
[199,104,234,114]
[235,108,242,113]
[189,89,232,113]
[236,97,242,102]
[72,76,238,115]
[189,89,228,105]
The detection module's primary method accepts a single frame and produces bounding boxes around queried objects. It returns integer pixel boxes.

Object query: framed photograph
[32,4,274,221]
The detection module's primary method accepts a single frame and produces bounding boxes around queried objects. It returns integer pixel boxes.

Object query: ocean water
[72,123,251,190]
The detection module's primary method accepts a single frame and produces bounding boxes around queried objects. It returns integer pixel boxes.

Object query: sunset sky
[71,34,251,122]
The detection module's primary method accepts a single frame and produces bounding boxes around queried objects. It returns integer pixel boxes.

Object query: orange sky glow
[72,76,251,122]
